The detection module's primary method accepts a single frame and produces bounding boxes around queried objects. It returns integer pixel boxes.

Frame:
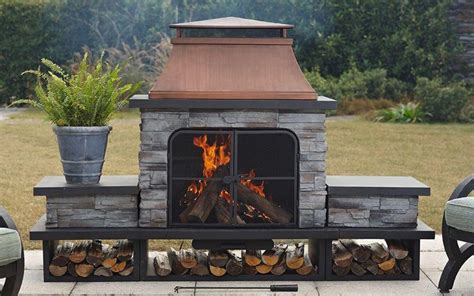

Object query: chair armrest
[448,174,474,202]
[0,207,19,231]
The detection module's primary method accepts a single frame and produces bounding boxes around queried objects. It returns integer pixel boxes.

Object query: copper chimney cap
[149,17,317,100]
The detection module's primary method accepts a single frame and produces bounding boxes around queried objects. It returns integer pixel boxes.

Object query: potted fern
[12,53,141,184]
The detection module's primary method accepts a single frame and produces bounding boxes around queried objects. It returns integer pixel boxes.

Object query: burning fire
[184,134,272,223]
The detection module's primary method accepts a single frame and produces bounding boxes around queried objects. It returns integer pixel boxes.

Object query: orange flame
[241,169,266,198]
[193,135,231,178]
[219,189,233,203]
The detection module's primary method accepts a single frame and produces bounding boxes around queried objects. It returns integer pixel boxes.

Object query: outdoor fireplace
[169,128,298,227]
[130,17,337,228]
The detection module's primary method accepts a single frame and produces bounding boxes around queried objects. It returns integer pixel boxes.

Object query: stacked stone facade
[46,195,138,228]
[327,195,418,228]
[139,110,328,228]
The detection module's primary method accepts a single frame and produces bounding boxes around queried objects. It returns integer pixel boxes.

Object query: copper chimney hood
[149,17,317,101]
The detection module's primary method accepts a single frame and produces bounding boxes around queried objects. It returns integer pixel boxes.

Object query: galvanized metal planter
[53,126,112,184]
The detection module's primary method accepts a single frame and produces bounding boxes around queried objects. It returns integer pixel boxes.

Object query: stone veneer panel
[139,110,328,228]
[46,195,138,228]
[327,195,419,228]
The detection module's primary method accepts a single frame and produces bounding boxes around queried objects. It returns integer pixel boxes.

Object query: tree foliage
[0,0,466,105]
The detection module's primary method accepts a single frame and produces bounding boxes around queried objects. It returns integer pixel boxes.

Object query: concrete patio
[0,235,471,296]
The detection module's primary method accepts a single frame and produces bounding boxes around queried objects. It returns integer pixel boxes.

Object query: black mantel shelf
[129,94,337,111]
[30,215,435,241]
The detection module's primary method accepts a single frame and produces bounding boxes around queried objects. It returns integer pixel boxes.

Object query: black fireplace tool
[174,284,298,293]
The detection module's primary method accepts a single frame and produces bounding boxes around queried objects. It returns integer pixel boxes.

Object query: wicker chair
[438,175,474,293]
[0,207,24,296]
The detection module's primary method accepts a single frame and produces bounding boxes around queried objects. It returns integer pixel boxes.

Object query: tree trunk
[52,242,73,267]
[209,264,226,277]
[378,257,396,272]
[256,263,272,274]
[340,239,371,263]
[332,264,350,276]
[225,252,243,276]
[244,249,262,266]
[191,250,209,276]
[332,241,353,268]
[236,183,292,224]
[399,256,413,275]
[209,250,229,267]
[242,251,258,275]
[119,261,134,276]
[94,266,113,277]
[262,244,287,266]
[111,260,127,273]
[49,264,67,277]
[350,261,367,276]
[69,241,88,264]
[181,166,228,223]
[178,248,197,269]
[75,263,94,278]
[286,243,305,269]
[102,247,118,269]
[385,240,409,260]
[296,252,315,275]
[270,255,287,275]
[154,252,172,277]
[215,198,245,224]
[360,259,379,275]
[116,240,134,262]
[169,248,188,275]
[67,262,78,277]
[86,240,106,267]
[368,242,389,264]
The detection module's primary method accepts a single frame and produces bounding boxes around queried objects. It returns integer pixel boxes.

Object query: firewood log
[191,250,209,276]
[385,240,409,260]
[178,248,197,269]
[262,244,287,266]
[154,252,172,277]
[236,183,292,223]
[75,263,94,278]
[360,259,379,275]
[67,262,78,277]
[242,261,258,275]
[86,240,106,267]
[209,250,229,267]
[256,263,272,274]
[49,264,67,277]
[378,257,396,272]
[181,166,228,223]
[332,264,350,276]
[332,241,353,268]
[69,241,89,264]
[215,198,246,224]
[340,239,371,263]
[116,240,134,262]
[368,242,389,264]
[102,247,118,268]
[209,264,226,277]
[169,248,188,275]
[399,256,413,275]
[296,252,316,275]
[119,261,134,276]
[350,261,367,276]
[111,260,127,273]
[244,250,262,266]
[270,254,287,275]
[286,242,305,269]
[225,251,243,276]
[52,242,73,266]
[94,266,113,277]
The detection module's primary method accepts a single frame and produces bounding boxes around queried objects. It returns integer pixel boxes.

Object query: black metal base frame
[31,216,435,282]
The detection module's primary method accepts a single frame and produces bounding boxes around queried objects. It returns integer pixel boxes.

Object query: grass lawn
[0,109,472,249]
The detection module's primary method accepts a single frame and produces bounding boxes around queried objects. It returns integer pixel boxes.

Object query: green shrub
[375,102,429,123]
[459,103,474,123]
[363,68,387,99]
[10,53,142,126]
[338,67,367,100]
[304,70,342,100]
[415,78,470,122]
[384,78,410,101]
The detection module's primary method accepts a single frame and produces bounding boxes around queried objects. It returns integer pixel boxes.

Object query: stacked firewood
[154,242,317,277]
[332,239,413,276]
[49,240,134,278]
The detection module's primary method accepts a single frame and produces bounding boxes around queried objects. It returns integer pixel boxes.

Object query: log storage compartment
[42,239,139,282]
[169,129,298,227]
[141,239,325,281]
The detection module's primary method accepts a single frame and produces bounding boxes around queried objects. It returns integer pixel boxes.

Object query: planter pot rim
[53,126,112,134]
